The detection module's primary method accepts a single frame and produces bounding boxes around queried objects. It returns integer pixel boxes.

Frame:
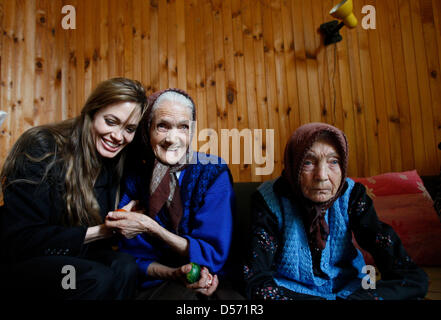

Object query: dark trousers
[1,249,138,300]
[135,279,246,300]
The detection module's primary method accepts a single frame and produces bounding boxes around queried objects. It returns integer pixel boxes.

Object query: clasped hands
[105,200,157,239]
[104,200,218,295]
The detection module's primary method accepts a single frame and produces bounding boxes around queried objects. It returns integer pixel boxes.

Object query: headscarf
[281,122,349,251]
[140,88,196,233]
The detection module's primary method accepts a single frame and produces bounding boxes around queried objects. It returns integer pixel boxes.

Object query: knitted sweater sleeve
[242,191,324,300]
[347,182,428,300]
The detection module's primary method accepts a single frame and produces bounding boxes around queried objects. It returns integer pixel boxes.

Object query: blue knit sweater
[258,178,366,300]
[118,153,235,288]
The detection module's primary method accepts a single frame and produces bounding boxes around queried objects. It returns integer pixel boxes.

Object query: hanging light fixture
[320,0,358,46]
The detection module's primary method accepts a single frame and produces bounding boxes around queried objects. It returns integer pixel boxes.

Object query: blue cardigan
[258,178,366,299]
[118,153,235,288]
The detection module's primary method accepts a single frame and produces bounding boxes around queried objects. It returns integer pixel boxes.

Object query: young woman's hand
[120,199,142,212]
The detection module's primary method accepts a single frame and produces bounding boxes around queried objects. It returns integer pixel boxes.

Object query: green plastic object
[186,262,201,284]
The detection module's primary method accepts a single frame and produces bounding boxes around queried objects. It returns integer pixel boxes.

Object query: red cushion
[373,193,441,266]
[351,170,429,197]
[350,171,441,266]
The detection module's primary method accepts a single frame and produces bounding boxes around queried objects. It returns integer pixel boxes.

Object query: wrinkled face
[92,101,142,158]
[149,100,192,165]
[299,138,342,203]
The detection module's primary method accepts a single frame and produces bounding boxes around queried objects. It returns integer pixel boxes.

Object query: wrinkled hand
[173,264,219,296]
[105,200,159,239]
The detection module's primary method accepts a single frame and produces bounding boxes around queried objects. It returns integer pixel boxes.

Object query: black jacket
[0,130,118,263]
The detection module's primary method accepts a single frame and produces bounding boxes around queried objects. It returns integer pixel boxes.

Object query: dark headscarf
[281,122,349,252]
[140,88,196,233]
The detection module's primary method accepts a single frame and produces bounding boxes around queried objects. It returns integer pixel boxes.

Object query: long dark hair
[1,77,148,226]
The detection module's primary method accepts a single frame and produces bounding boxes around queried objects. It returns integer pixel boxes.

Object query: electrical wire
[331,43,338,126]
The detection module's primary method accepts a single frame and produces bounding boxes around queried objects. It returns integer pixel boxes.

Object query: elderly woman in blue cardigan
[105,88,237,299]
[242,123,428,300]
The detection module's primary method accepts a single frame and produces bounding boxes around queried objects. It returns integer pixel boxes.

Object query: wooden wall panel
[0,0,440,184]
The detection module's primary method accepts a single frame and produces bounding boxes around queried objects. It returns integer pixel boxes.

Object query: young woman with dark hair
[0,77,148,300]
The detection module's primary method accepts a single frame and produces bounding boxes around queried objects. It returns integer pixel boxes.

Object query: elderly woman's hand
[105,201,160,239]
[173,264,219,296]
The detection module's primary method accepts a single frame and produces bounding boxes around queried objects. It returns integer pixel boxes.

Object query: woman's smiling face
[149,100,192,165]
[91,101,142,158]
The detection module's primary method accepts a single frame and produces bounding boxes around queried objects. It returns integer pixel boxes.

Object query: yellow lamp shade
[330,0,358,28]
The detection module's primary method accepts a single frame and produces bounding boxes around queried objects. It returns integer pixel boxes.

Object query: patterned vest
[178,153,231,234]
[121,152,231,234]
[258,178,366,300]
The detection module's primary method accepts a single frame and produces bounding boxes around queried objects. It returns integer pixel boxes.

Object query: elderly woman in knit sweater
[242,123,428,300]
[105,88,240,300]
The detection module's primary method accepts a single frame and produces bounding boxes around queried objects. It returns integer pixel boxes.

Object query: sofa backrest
[229,182,261,267]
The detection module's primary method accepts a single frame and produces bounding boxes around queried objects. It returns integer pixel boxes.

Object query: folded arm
[348,182,429,300]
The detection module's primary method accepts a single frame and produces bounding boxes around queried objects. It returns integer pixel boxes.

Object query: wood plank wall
[0,0,440,183]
